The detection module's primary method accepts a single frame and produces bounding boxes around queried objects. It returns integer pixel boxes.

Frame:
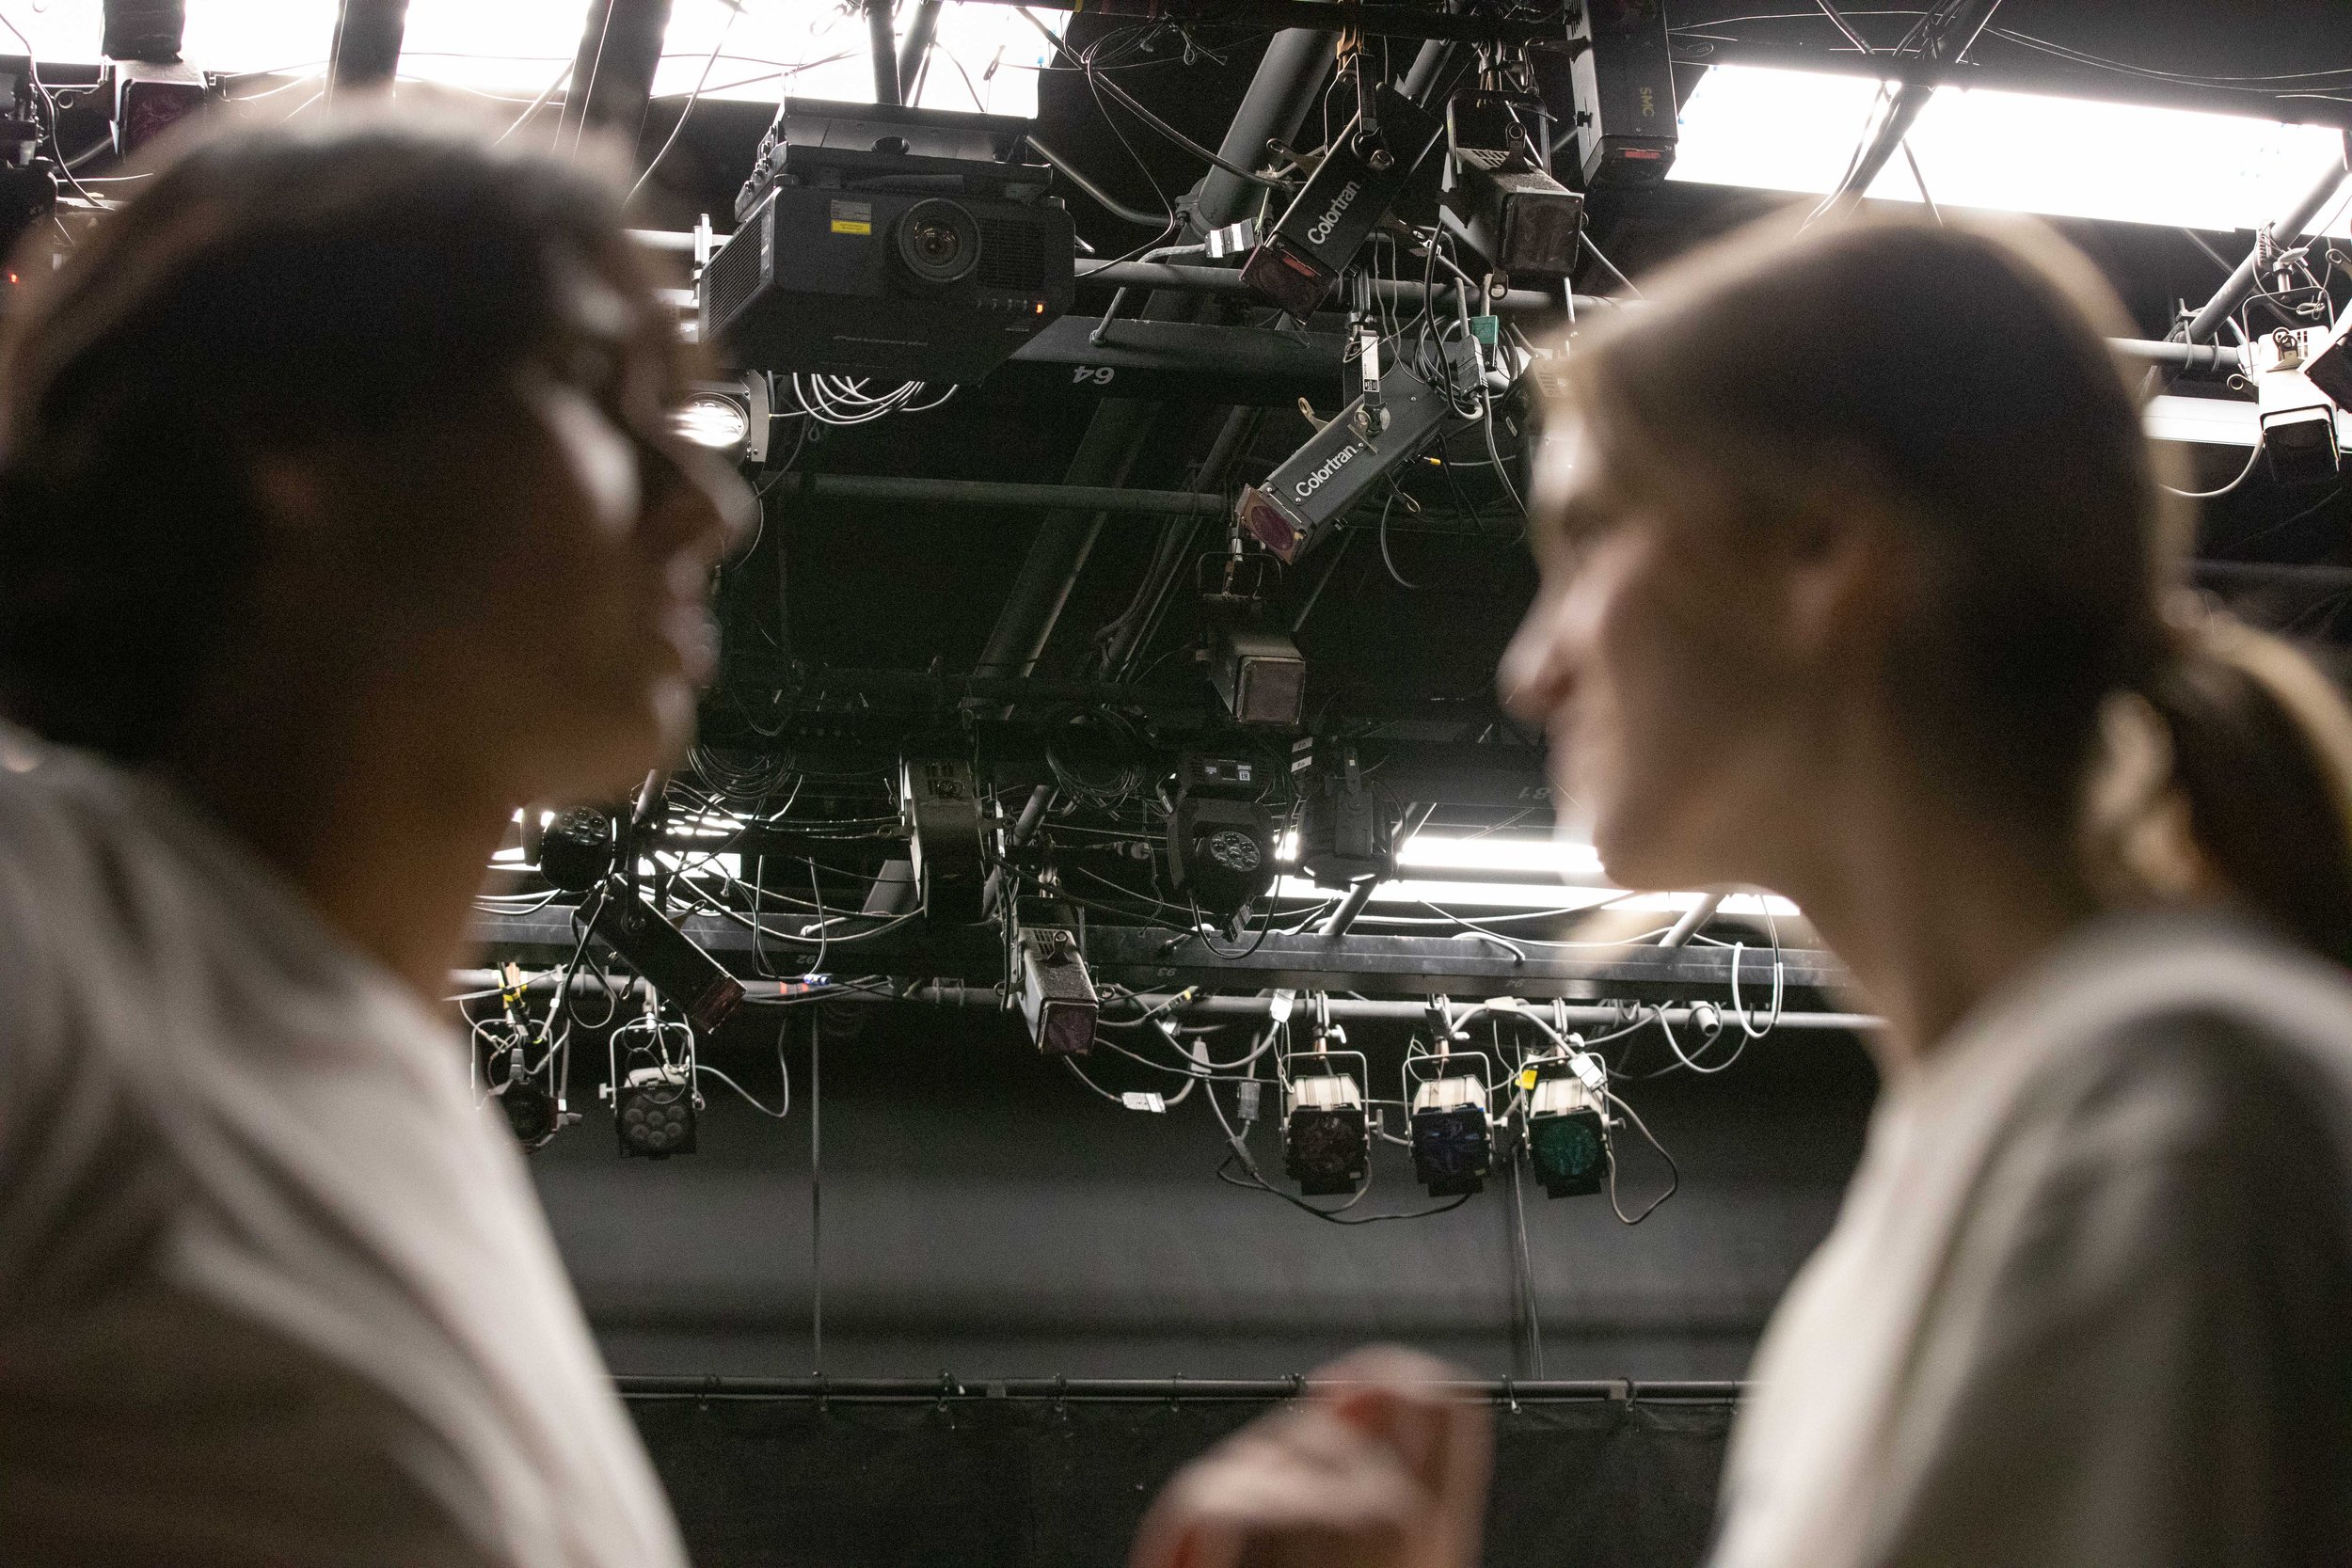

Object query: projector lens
[895,198,980,287]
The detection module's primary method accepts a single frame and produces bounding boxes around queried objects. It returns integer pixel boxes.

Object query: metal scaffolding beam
[327,0,407,95]
[564,0,675,141]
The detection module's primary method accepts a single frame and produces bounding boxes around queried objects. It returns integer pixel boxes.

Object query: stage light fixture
[1210,624,1307,727]
[1234,354,1462,564]
[538,808,616,894]
[497,1060,561,1148]
[671,376,774,466]
[589,886,745,1035]
[1167,753,1278,922]
[1018,926,1099,1056]
[2254,327,2344,485]
[1406,1053,1493,1197]
[1293,740,1397,891]
[1241,81,1447,320]
[1565,0,1678,190]
[1525,1059,1612,1199]
[2307,313,2352,411]
[614,1064,697,1159]
[1283,1038,1371,1196]
[1445,148,1585,278]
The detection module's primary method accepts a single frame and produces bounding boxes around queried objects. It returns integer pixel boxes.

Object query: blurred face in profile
[1497,416,1835,896]
[277,241,751,805]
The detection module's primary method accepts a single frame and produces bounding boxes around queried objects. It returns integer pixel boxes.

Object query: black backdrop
[628,1386,1735,1568]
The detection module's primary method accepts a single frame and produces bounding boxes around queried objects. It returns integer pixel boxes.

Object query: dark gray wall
[531,1006,1877,1382]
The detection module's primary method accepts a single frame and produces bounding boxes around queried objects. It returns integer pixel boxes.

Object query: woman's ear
[1774,478,1912,673]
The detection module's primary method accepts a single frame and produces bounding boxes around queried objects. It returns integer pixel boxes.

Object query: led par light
[1283,1048,1371,1196]
[1018,927,1099,1056]
[1168,754,1277,921]
[537,808,616,894]
[1526,1072,1611,1198]
[1408,1071,1491,1197]
[614,1063,697,1159]
[499,1073,561,1148]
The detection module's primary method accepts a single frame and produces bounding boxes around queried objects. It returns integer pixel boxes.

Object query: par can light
[615,1063,697,1160]
[1283,1046,1372,1196]
[1408,1072,1491,1196]
[1526,1072,1611,1198]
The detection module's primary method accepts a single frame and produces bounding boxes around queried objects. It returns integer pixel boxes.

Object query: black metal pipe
[1319,879,1379,937]
[565,0,675,137]
[1078,259,1575,315]
[896,0,942,101]
[772,471,1227,517]
[2183,134,2351,346]
[326,0,405,94]
[1194,27,1338,235]
[1027,134,1169,229]
[614,1374,1744,1402]
[868,0,901,106]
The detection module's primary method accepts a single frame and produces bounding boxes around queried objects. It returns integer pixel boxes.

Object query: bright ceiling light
[1672,64,2352,237]
[1396,832,1606,879]
[659,0,1064,115]
[1272,875,1797,918]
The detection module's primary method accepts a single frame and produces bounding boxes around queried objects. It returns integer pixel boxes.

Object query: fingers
[1130,1349,1494,1568]
[1131,1403,1421,1568]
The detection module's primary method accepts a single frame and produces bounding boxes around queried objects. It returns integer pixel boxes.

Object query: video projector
[699,99,1076,384]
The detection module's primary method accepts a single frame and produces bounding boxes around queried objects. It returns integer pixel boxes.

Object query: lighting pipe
[2181,132,2352,348]
[452,972,1883,1032]
[1659,893,1725,949]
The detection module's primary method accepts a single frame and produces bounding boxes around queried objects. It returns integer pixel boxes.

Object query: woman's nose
[646,438,755,568]
[1498,595,1571,724]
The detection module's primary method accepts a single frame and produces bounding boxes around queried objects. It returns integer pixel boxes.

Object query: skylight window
[1671,63,2352,236]
[2,1,1061,117]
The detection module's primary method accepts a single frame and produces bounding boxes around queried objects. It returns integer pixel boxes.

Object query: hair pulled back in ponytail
[1547,209,2352,968]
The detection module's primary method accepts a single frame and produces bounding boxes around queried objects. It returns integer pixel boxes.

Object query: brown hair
[0,107,645,761]
[1549,212,2352,966]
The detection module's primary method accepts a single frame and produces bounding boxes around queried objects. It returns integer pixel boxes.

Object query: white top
[0,730,686,1568]
[1712,910,2352,1568]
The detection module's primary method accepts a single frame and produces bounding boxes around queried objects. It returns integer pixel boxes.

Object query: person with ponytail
[1132,213,2352,1568]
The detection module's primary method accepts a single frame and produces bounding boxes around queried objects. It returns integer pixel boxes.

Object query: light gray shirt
[0,733,686,1567]
[1712,910,2352,1568]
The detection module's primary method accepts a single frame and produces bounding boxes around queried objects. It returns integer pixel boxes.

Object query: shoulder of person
[2019,911,2352,1166]
[1962,914,2352,1281]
